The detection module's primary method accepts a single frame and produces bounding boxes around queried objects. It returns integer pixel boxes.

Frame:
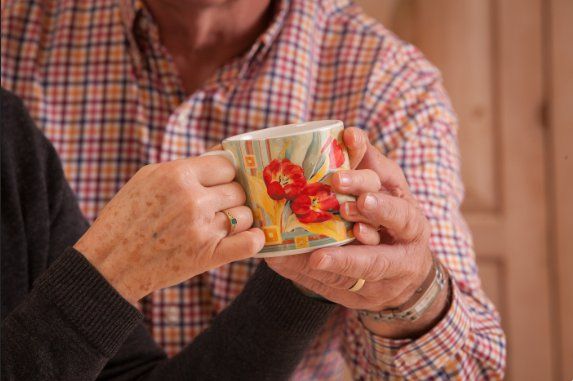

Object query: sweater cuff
[33,247,142,357]
[237,262,336,336]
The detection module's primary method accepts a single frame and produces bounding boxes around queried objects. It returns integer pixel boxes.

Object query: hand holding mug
[267,131,449,339]
[75,156,265,305]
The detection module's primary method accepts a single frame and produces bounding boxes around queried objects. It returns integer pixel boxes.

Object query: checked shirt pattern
[1,0,505,379]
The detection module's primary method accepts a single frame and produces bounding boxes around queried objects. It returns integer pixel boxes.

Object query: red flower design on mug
[329,139,345,169]
[263,159,307,200]
[291,183,340,223]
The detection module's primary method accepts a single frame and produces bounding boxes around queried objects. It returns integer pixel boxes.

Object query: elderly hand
[266,128,449,338]
[75,156,265,305]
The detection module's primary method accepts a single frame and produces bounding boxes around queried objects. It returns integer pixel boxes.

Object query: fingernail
[317,255,332,270]
[345,203,357,216]
[364,193,378,210]
[357,222,365,234]
[339,173,351,186]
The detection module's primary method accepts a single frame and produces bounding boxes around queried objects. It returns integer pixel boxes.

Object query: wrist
[74,238,140,306]
[359,260,452,339]
[361,280,451,339]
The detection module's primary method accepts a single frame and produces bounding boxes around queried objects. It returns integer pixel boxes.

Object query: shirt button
[379,354,394,365]
[401,354,419,367]
[177,112,187,126]
[166,306,179,324]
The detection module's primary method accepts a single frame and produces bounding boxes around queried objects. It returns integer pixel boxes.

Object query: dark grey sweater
[0,88,336,380]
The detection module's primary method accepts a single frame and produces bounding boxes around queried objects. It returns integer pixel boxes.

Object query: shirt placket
[133,10,186,165]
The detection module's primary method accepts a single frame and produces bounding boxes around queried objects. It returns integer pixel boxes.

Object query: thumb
[212,228,265,265]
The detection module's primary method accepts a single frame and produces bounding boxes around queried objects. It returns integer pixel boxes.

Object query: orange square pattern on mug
[294,235,309,248]
[263,226,281,244]
[244,155,257,169]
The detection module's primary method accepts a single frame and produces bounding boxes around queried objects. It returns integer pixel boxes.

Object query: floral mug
[205,120,355,257]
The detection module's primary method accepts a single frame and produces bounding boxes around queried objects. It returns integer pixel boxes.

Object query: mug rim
[223,120,343,142]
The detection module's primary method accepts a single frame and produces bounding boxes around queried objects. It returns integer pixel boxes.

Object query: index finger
[358,145,409,192]
[355,192,428,242]
[309,244,399,281]
[191,155,236,186]
[343,127,369,169]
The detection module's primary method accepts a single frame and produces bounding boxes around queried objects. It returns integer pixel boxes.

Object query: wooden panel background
[548,0,573,379]
[354,0,566,379]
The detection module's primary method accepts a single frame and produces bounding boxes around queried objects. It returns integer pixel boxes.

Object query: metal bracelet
[358,258,448,322]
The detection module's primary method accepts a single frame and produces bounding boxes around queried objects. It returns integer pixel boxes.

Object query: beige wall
[355,0,573,380]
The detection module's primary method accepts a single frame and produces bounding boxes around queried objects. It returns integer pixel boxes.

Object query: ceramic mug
[204,120,355,257]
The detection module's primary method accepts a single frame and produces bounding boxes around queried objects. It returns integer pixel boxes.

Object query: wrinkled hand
[75,156,265,305]
[267,128,446,337]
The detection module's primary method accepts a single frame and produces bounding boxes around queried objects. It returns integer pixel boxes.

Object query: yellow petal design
[285,213,349,242]
[308,158,330,183]
[246,175,285,243]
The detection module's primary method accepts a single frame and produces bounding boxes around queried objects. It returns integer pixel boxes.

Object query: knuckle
[389,160,403,176]
[209,156,236,176]
[228,182,247,203]
[340,256,355,275]
[137,163,158,177]
[325,273,350,289]
[382,199,400,222]
[186,194,208,215]
[217,183,245,206]
[367,255,388,281]
[218,188,236,205]
[168,162,194,189]
[353,171,364,186]
[401,205,416,234]
[403,203,428,241]
[313,283,334,299]
[365,169,381,189]
[243,236,259,254]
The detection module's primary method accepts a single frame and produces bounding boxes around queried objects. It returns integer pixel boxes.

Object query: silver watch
[358,258,448,322]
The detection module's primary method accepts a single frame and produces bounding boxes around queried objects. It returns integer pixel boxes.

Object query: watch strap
[358,257,448,322]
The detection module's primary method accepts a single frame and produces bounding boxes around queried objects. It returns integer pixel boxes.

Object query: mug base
[254,237,356,258]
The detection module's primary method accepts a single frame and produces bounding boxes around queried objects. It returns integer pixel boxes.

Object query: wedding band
[348,278,366,292]
[224,210,238,234]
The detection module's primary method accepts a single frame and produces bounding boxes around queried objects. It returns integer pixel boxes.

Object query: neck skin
[144,0,273,94]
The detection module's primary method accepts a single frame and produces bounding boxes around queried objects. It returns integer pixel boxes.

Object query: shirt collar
[118,0,147,70]
[119,0,148,31]
[245,0,290,65]
[118,0,290,76]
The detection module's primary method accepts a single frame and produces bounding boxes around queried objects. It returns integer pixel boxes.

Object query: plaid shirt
[2,0,505,379]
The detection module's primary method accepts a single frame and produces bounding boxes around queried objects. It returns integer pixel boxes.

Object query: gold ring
[224,210,238,234]
[348,278,366,292]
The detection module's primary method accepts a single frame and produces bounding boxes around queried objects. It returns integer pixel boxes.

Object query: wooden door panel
[356,0,499,213]
[355,1,554,379]
[549,0,573,378]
